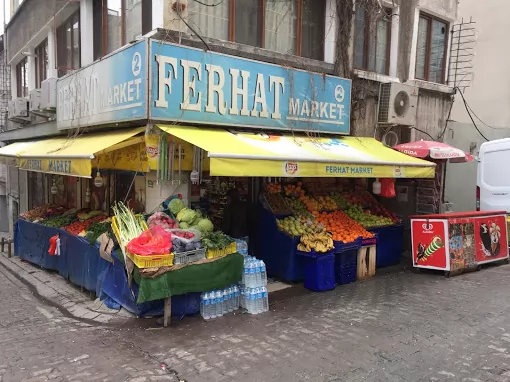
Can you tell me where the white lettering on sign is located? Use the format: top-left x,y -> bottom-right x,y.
57,48 -> 144,129
153,54 -> 346,126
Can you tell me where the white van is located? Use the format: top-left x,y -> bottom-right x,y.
477,138 -> 510,211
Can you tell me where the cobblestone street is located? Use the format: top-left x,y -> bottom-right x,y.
3,259 -> 510,382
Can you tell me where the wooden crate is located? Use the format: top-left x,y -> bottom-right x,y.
357,245 -> 376,280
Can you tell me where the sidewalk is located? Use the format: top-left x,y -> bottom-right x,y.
0,252 -> 134,324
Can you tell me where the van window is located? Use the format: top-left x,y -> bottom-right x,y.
483,150 -> 510,187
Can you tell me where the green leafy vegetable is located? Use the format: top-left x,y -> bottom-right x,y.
201,231 -> 233,250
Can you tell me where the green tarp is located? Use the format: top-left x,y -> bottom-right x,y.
133,253 -> 244,303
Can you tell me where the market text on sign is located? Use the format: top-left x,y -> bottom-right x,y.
48,160 -> 72,174
154,55 -> 345,124
325,165 -> 373,175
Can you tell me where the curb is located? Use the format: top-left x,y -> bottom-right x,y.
0,253 -> 134,324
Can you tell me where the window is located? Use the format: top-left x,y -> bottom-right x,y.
16,57 -> 28,98
353,6 -> 391,75
57,11 -> 81,77
416,14 -> 448,84
35,39 -> 48,88
187,0 -> 325,60
93,0 -> 152,59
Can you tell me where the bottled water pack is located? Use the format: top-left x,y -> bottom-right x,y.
200,285 -> 240,320
241,286 -> 269,315
242,256 -> 267,288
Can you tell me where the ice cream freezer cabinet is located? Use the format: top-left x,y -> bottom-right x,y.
410,211 -> 509,276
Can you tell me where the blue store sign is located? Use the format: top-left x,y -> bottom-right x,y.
149,40 -> 352,134
57,41 -> 148,130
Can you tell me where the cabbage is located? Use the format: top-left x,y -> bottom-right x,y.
177,208 -> 197,223
169,198 -> 185,215
197,218 -> 214,233
179,222 -> 190,229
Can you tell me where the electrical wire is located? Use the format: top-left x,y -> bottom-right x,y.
411,126 -> 435,141
456,87 -> 489,142
175,3 -> 211,51
191,0 -> 225,6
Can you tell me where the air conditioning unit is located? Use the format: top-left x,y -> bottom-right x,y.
8,98 -> 30,123
377,83 -> 418,126
40,78 -> 57,111
29,89 -> 41,111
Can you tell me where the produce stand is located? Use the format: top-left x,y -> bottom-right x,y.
410,211 -> 509,276
256,180 -> 402,287
13,201 -> 244,325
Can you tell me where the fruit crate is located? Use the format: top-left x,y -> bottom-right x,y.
333,238 -> 360,252
368,224 -> 404,268
173,248 -> 206,265
360,234 -> 377,247
334,249 -> 358,285
206,242 -> 237,259
298,252 -> 336,292
126,252 -> 175,268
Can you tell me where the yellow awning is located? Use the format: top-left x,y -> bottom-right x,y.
157,125 -> 436,178
12,127 -> 148,177
0,141 -> 39,157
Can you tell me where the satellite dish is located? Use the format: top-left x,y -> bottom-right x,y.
394,90 -> 410,117
382,130 -> 399,147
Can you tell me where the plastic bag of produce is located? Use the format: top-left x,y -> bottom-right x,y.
127,226 -> 172,256
169,228 -> 201,244
147,212 -> 178,231
380,178 -> 396,198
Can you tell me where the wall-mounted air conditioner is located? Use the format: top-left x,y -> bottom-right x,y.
41,78 -> 57,111
8,98 -> 30,123
378,83 -> 419,126
29,89 -> 41,112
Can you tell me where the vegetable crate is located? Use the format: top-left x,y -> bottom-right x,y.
297,251 -> 336,292
173,248 -> 206,265
111,215 -> 148,246
206,242 -> 237,259
126,252 -> 175,268
112,215 -> 175,268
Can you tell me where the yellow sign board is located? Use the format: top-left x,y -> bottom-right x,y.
19,158 -> 92,177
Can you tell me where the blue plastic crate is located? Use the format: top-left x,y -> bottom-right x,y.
334,249 -> 358,285
333,238 -> 360,252
368,224 -> 404,268
300,253 -> 336,292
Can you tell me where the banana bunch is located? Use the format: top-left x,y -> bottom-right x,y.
297,233 -> 334,253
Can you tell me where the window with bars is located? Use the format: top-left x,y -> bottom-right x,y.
57,11 -> 81,78
16,57 -> 28,98
93,0 -> 152,60
187,0 -> 325,61
415,13 -> 448,84
353,6 -> 392,75
35,39 -> 48,88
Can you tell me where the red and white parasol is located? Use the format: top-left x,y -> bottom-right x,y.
393,140 -> 473,162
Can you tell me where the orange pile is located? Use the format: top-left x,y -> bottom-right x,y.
314,210 -> 375,243
266,183 -> 282,194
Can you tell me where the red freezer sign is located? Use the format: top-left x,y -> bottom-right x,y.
474,215 -> 508,263
412,220 -> 447,269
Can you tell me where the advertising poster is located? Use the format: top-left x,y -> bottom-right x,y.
412,220 -> 448,269
474,215 -> 508,263
448,219 -> 476,272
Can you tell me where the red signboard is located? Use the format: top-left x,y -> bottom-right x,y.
412,220 -> 447,269
474,215 -> 508,263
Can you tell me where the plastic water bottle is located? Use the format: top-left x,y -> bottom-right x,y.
250,288 -> 258,314
254,260 -> 261,287
246,288 -> 253,313
262,287 -> 269,312
233,285 -> 239,310
256,287 -> 263,313
260,260 -> 267,286
224,288 -> 230,314
200,292 -> 205,318
249,261 -> 256,288
215,290 -> 223,317
209,291 -> 217,319
240,287 -> 246,309
243,260 -> 249,286
227,286 -> 234,312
